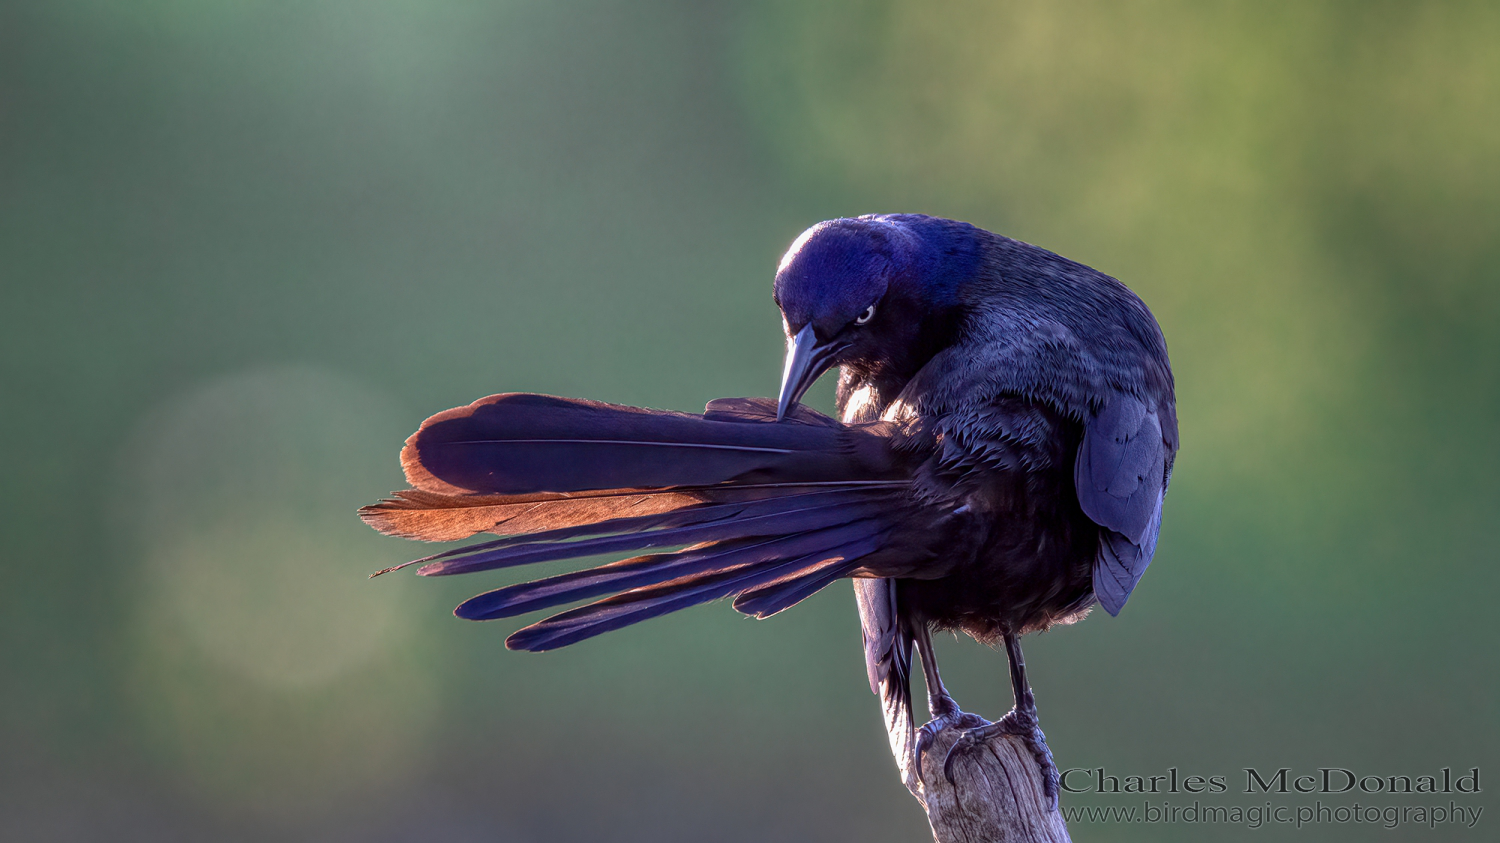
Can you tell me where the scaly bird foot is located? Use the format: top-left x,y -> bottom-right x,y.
912,695 -> 987,783
940,706 -> 1060,812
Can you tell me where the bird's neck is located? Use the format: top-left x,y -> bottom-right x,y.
836,307 -> 965,421
836,368 -> 901,424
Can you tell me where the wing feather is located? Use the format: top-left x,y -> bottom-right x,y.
1075,393 -> 1169,615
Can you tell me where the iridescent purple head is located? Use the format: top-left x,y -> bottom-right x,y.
772,214 -> 980,419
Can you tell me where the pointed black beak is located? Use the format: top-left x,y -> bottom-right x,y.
777,324 -> 842,421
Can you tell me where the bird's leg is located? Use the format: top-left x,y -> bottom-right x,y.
911,625 -> 986,764
941,632 -> 1060,811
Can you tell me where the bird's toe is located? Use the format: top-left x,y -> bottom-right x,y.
915,703 -> 989,785
939,728 -> 987,783
996,708 -> 1060,811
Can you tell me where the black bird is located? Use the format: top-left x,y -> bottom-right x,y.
362,214 -> 1177,807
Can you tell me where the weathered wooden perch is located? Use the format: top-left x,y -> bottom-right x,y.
904,720 -> 1071,843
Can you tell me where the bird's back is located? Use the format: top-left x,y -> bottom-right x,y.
836,229 -> 1175,638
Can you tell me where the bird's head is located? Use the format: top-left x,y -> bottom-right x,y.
772,215 -> 978,419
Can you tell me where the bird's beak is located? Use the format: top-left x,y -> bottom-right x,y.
777,324 -> 840,421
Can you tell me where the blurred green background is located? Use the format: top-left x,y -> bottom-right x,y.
3,1 -> 1496,840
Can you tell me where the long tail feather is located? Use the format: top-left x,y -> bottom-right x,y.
401,394 -> 898,496
360,480 -> 902,544
367,485 -> 902,579
359,487 -> 709,542
417,492 -> 892,577
731,534 -> 888,618
456,516 -> 886,620
884,634 -> 917,793
364,394 -> 913,651
504,528 -> 887,651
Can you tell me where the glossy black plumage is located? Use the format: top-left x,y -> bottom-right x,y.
365,396 -> 919,650
362,214 -> 1177,803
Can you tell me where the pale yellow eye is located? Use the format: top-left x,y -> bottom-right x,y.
854,304 -> 876,325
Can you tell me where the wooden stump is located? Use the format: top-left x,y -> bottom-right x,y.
908,721 -> 1071,843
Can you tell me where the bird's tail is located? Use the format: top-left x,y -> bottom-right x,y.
360,394 -> 908,651
855,577 -> 919,794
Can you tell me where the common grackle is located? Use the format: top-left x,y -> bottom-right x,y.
361,214 -> 1177,809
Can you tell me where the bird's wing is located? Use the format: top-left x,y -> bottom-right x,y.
362,394 -> 915,650
1074,392 -> 1173,615
892,328 -> 1176,616
886,343 -> 1076,499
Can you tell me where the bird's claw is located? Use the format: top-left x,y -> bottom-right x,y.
939,724 -> 991,782
938,708 -> 1060,812
914,696 -> 988,763
1005,709 -> 1060,812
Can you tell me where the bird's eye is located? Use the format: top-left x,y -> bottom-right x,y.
854,304 -> 877,325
